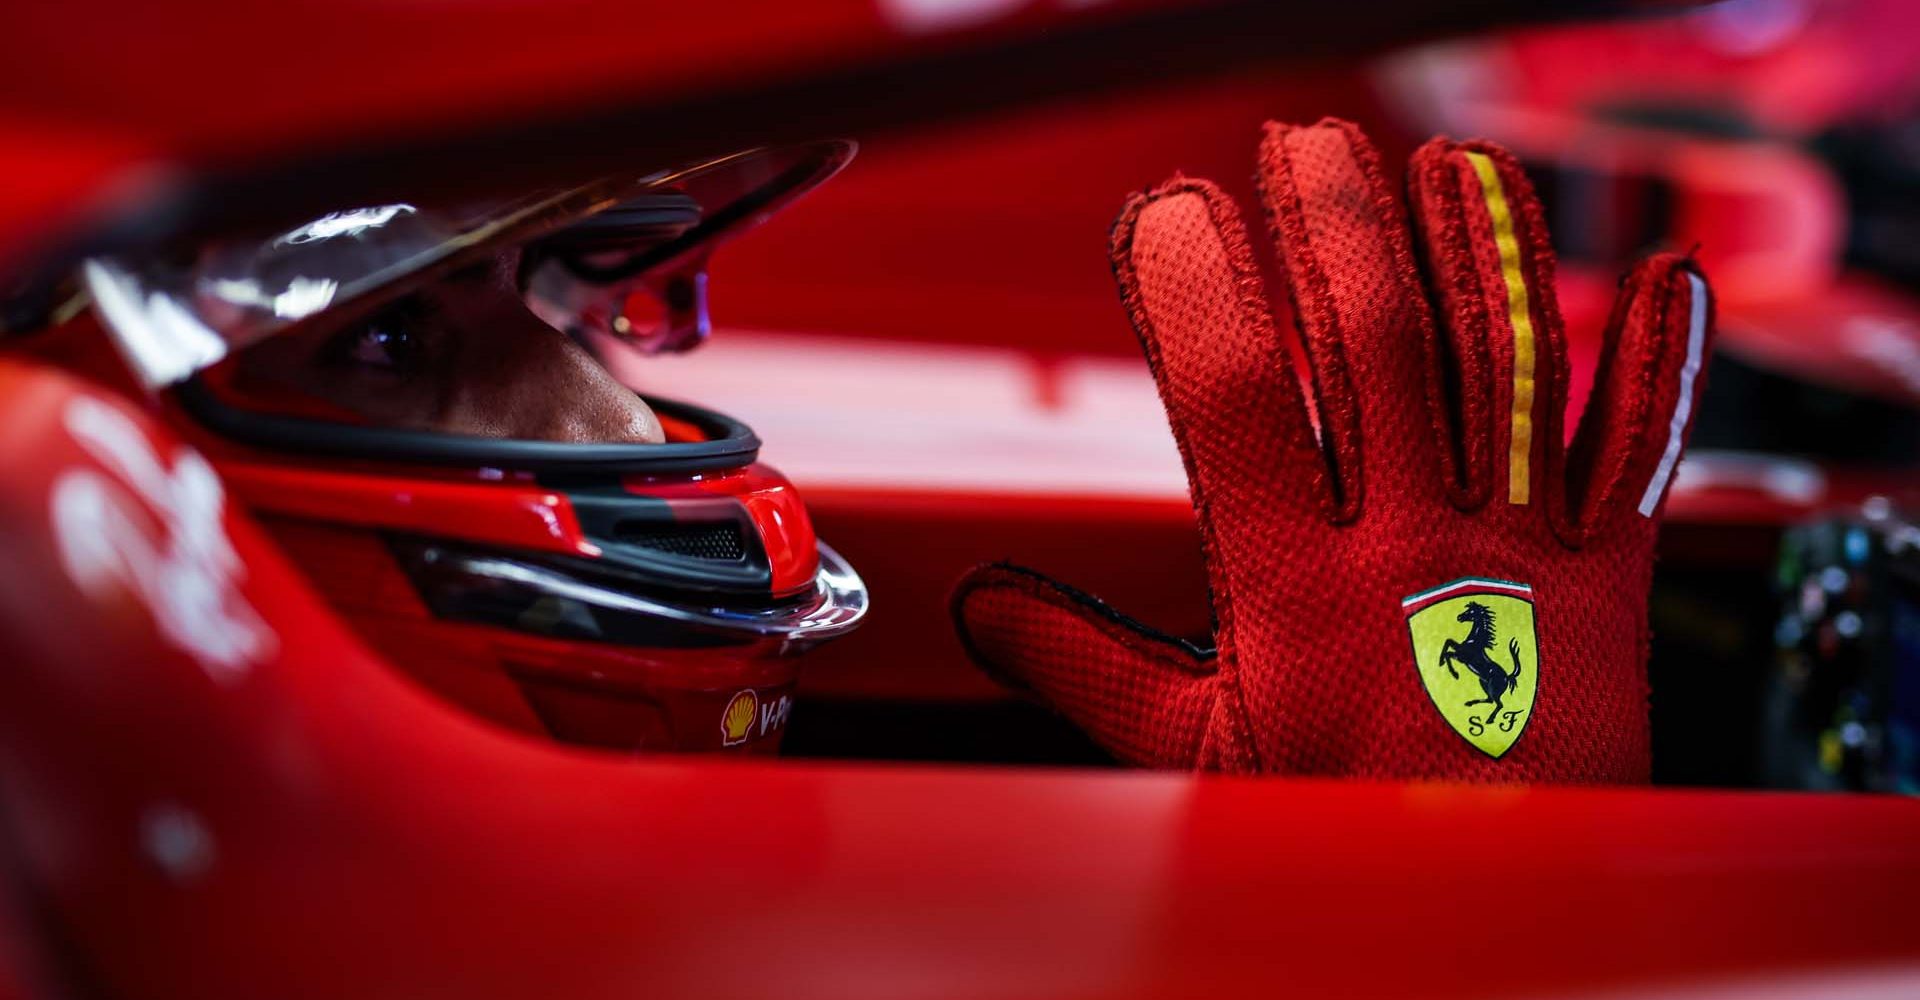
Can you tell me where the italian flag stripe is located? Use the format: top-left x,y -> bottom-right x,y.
1400,576 -> 1533,612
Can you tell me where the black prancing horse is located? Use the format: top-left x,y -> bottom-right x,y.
1438,601 -> 1523,724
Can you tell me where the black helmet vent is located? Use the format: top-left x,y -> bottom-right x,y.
613,522 -> 746,562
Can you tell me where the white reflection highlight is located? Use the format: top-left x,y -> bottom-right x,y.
204,275 -> 341,320
82,259 -> 230,389
274,203 -> 417,246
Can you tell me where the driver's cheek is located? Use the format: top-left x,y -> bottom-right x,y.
434,313 -> 665,444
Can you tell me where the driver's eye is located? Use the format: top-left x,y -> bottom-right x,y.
347,325 -> 417,369
330,301 -> 426,372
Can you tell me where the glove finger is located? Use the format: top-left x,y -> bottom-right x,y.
1256,118 -> 1450,520
1110,178 -> 1331,670
1111,178 -> 1328,520
951,563 -> 1226,769
1406,139 -> 1573,521
1565,254 -> 1714,537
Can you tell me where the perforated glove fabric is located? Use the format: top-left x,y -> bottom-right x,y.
951,120 -> 1714,781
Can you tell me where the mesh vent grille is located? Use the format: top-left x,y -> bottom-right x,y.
614,522 -> 746,561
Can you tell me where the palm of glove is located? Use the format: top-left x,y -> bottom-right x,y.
952,121 -> 1712,781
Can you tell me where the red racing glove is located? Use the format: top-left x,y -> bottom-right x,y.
952,120 -> 1713,781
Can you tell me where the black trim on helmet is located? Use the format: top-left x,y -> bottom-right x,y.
557,483 -> 775,597
174,375 -> 760,473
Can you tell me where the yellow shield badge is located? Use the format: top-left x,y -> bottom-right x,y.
1402,577 -> 1538,758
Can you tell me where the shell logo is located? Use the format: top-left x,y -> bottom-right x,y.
720,689 -> 759,747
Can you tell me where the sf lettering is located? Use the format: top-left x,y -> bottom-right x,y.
1466,710 -> 1526,738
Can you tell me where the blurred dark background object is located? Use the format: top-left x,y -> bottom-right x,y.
1762,502 -> 1920,792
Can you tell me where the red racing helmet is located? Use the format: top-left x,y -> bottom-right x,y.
75,142 -> 866,754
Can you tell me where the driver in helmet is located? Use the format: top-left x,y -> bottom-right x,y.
80,144 -> 868,756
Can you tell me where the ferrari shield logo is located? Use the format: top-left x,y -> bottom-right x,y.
1402,577 -> 1538,758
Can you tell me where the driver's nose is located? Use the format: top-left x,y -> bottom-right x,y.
437,308 -> 665,444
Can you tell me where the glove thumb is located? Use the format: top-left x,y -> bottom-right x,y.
951,563 -> 1219,768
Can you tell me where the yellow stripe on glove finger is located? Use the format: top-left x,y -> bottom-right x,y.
1466,151 -> 1536,506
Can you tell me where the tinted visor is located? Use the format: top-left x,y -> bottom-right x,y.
82,141 -> 853,389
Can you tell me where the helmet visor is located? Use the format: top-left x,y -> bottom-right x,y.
82,141 -> 853,389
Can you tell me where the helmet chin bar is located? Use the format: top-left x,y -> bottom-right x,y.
393,538 -> 867,651
188,379 -> 865,753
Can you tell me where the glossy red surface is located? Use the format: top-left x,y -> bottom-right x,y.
0,359 -> 1917,1000
219,456 -> 600,556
